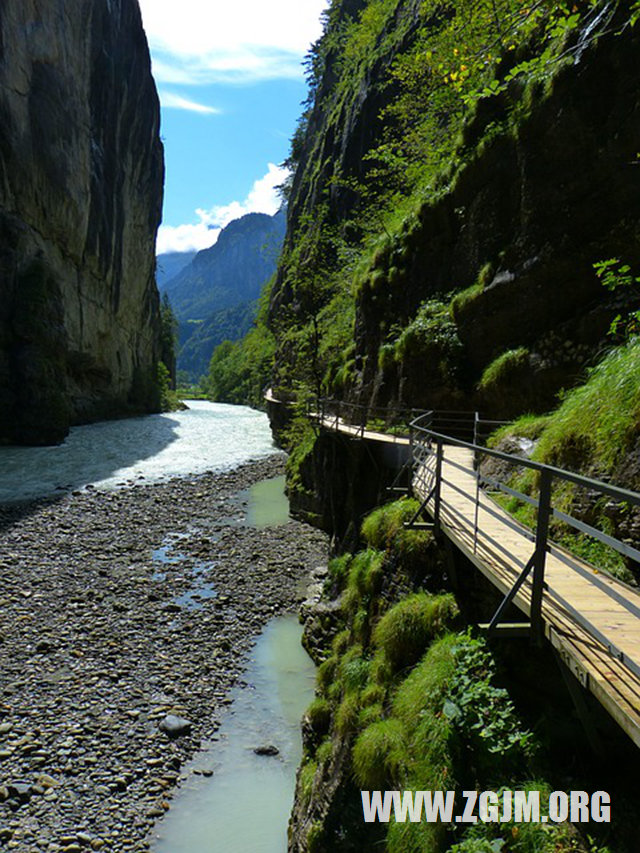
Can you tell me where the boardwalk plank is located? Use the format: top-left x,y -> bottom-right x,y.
316,414 -> 640,746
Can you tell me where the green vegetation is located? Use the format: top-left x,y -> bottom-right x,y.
379,299 -> 464,384
298,498 -> 585,851
361,497 -> 433,570
532,339 -> 640,474
492,338 -> 640,476
373,592 -> 459,671
206,0 -> 625,411
156,361 -> 180,412
593,258 -> 640,341
486,337 -> 640,582
156,294 -> 183,412
478,347 -> 530,392
204,323 -> 275,407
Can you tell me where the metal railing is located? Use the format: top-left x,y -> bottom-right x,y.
410,411 -> 640,675
310,397 -> 429,439
307,396 -> 640,676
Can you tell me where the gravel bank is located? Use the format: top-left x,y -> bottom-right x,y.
0,455 -> 328,852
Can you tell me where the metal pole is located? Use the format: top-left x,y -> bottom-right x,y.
473,468 -> 480,555
531,468 -> 552,645
434,438 -> 443,534
409,426 -> 414,496
473,412 -> 480,469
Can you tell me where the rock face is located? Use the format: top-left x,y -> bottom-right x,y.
267,2 -> 640,420
0,0 -> 164,445
353,21 -> 640,415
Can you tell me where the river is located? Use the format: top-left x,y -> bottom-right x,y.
0,400 -> 277,503
0,401 -> 319,852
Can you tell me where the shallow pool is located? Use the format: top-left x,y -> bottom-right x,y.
151,615 -> 315,852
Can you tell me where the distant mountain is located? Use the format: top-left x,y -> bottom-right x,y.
178,301 -> 258,379
156,251 -> 197,289
162,209 -> 286,380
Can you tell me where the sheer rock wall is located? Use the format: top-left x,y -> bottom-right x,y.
0,0 -> 164,444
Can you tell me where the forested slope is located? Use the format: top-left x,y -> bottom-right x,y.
210,0 -> 639,442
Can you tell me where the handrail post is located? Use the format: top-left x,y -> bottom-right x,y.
409,425 -> 414,496
531,468 -> 552,645
472,412 -> 480,552
473,412 -> 480,469
434,437 -> 444,534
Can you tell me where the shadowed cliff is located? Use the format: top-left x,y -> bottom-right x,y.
0,0 -> 164,445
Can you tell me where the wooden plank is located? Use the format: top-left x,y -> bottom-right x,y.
413,443 -> 640,748
319,415 -> 640,747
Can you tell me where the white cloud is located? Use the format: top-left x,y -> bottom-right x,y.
139,0 -> 328,83
157,163 -> 289,255
158,91 -> 220,114
198,163 -> 289,229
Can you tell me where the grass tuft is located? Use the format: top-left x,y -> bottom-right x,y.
352,718 -> 407,789
373,593 -> 459,672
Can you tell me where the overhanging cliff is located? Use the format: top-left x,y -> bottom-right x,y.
0,0 -> 164,445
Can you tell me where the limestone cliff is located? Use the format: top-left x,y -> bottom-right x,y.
0,0 -> 164,445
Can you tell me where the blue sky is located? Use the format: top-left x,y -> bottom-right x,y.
137,0 -> 328,254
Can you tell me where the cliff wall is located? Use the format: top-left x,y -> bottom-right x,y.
354,18 -> 640,416
265,1 -> 639,422
0,0 -> 164,444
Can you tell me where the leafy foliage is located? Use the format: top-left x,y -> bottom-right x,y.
593,258 -> 640,340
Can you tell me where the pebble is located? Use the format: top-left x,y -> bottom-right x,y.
254,744 -> 280,757
0,455 -> 328,851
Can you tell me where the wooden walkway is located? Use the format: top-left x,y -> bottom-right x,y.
417,445 -> 640,747
311,404 -> 640,748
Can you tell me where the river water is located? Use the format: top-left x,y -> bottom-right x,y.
0,401 -> 316,851
151,615 -> 316,852
0,400 -> 277,502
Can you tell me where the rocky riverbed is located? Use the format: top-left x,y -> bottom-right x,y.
0,455 -> 328,852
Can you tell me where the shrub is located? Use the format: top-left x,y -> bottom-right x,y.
332,628 -> 351,656
328,554 -> 352,590
340,653 -> 370,694
358,702 -> 385,728
445,633 -> 537,775
335,693 -> 361,737
317,656 -> 338,692
299,760 -> 317,806
451,283 -> 483,318
478,347 -> 530,391
316,738 -> 333,765
362,499 -> 433,569
306,698 -> 332,736
394,299 -> 463,376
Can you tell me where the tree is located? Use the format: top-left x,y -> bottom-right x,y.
159,292 -> 178,388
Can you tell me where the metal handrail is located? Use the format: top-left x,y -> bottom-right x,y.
409,411 -> 640,659
410,416 -> 640,508
309,396 -> 640,673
